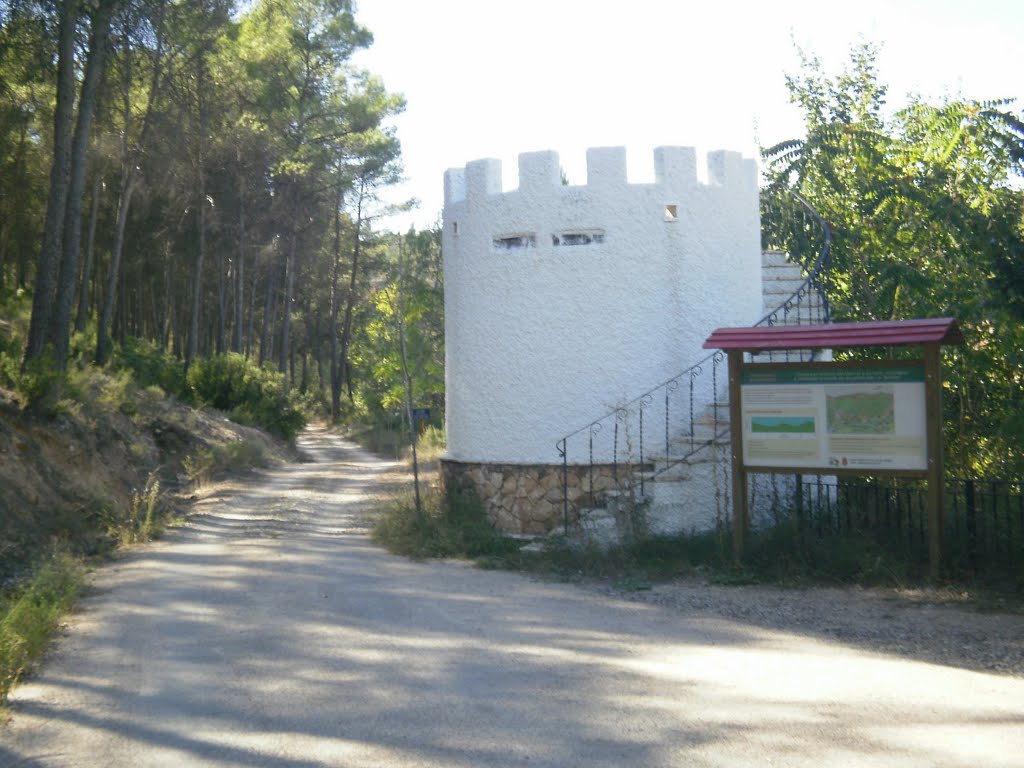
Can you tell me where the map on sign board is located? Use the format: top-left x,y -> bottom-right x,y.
826,385 -> 895,434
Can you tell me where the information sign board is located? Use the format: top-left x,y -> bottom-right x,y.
740,362 -> 927,472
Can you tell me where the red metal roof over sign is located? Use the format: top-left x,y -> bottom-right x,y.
703,318 -> 964,351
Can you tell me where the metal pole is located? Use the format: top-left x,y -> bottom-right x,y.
924,343 -> 945,579
728,350 -> 748,563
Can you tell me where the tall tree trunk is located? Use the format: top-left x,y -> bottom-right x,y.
397,240 -> 422,517
300,299 -> 312,393
312,307 -> 324,393
233,177 -> 246,353
171,291 -> 181,358
187,192 -> 206,368
51,1 -> 114,368
337,179 -> 366,406
216,243 -> 225,354
94,4 -> 163,365
161,247 -> 173,350
289,334 -> 295,389
278,233 -> 296,380
186,48 -> 208,370
328,178 -> 344,420
95,172 -> 138,364
75,170 -> 102,333
24,0 -> 78,366
258,264 -> 276,367
117,246 -> 127,346
135,259 -> 144,337
246,258 -> 258,359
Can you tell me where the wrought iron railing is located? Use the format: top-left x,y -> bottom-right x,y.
750,474 -> 1024,579
555,188 -> 832,532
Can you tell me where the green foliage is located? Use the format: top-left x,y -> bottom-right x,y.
498,524 -> 920,588
186,353 -> 306,439
348,418 -> 446,463
372,479 -> 518,560
65,365 -> 131,417
113,338 -> 187,398
0,291 -> 57,403
13,352 -> 73,412
0,550 -> 82,707
2,0 -> 407,419
416,425 -> 446,463
0,294 -> 27,363
350,229 -> 444,423
743,524 -> 919,585
763,40 -> 1024,478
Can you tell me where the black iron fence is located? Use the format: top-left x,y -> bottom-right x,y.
750,473 -> 1024,580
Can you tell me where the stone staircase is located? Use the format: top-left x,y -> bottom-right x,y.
573,249 -> 821,546
558,189 -> 833,548
762,250 -> 805,313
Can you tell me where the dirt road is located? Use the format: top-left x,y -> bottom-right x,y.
3,426 -> 1023,767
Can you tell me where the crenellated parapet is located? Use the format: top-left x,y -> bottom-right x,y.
444,146 -> 756,206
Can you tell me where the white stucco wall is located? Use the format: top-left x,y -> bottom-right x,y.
442,146 -> 761,464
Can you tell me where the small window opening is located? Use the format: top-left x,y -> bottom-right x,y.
664,204 -> 679,222
452,221 -> 459,235
552,230 -> 605,247
493,234 -> 536,250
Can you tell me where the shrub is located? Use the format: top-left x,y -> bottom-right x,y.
113,337 -> 186,398
107,474 -> 164,545
15,353 -> 73,413
0,550 -> 82,706
373,478 -> 518,560
186,353 -> 305,439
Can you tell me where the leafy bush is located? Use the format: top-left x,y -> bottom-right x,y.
373,478 -> 518,559
186,353 -> 305,439
66,364 -> 133,416
13,353 -> 73,412
113,337 -> 186,398
0,350 -> 19,392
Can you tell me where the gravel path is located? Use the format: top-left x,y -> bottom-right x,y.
589,577 -> 1024,678
3,425 -> 1023,767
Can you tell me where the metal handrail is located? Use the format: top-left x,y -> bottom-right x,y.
556,188 -> 832,531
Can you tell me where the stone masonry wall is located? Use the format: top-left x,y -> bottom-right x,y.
440,459 -> 628,535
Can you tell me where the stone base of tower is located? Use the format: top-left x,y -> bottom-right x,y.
440,459 -> 627,535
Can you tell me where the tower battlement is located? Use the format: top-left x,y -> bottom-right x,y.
444,146 -> 756,206
441,143 -> 762,467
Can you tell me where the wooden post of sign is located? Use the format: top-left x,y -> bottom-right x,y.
728,350 -> 748,563
924,342 -> 944,579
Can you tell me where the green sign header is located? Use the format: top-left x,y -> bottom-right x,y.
742,365 -> 925,386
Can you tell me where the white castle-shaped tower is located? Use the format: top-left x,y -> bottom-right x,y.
441,145 -> 764,533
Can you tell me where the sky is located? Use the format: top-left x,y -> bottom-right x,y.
351,0 -> 1022,232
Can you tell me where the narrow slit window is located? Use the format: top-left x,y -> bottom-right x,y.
493,234 -> 536,251
552,230 -> 605,247
664,204 -> 679,222
452,221 -> 459,235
